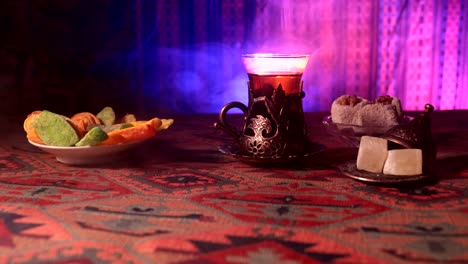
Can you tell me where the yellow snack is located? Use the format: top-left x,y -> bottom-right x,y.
158,119 -> 174,132
119,114 -> 137,123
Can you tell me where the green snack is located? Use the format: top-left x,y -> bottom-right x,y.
96,107 -> 116,126
101,123 -> 133,133
118,123 -> 133,130
87,124 -> 99,131
32,110 -> 80,146
75,126 -> 109,147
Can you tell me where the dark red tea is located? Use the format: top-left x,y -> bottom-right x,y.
248,73 -> 303,97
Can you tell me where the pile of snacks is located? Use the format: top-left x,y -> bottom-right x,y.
24,107 -> 173,147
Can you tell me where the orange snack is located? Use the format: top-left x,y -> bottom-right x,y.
99,118 -> 160,145
65,118 -> 87,139
23,111 -> 44,144
130,118 -> 163,129
70,112 -> 102,136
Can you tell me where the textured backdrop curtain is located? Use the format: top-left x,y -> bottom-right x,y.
141,0 -> 467,114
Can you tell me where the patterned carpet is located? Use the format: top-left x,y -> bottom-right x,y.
0,112 -> 467,264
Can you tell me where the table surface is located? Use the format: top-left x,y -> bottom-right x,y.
1,111 -> 467,264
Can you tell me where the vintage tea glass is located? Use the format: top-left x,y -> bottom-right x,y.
215,53 -> 312,160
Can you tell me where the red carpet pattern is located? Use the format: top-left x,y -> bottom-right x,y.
0,113 -> 467,263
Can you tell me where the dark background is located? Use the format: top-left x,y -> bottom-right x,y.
0,0 -> 260,119
1,0 -> 467,121
0,0 -> 140,118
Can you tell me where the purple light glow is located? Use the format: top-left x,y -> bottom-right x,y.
140,0 -> 468,114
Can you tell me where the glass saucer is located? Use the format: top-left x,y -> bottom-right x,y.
341,161 -> 431,184
218,141 -> 325,164
322,115 -> 413,148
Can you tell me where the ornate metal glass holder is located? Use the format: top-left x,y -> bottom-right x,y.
242,80 -> 310,157
215,81 -> 312,160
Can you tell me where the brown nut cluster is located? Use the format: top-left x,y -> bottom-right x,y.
336,95 -> 362,106
376,95 -> 393,105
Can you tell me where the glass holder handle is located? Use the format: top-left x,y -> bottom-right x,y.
213,101 -> 248,139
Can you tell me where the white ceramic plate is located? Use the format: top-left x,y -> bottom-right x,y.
29,140 -> 146,165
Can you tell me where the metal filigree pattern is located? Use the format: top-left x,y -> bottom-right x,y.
215,81 -> 311,159
247,115 -> 272,136
240,115 -> 285,158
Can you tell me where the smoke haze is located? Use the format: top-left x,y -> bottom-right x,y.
141,0 -> 335,114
